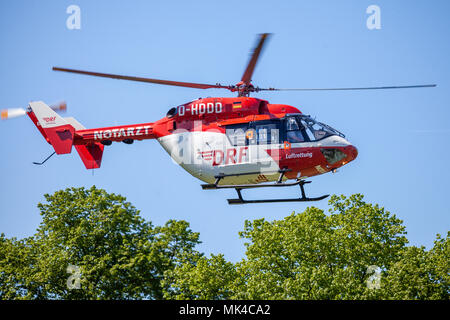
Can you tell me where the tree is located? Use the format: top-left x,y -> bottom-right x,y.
381,233 -> 449,299
1,191 -> 448,300
0,186 -> 201,299
162,254 -> 237,299
163,194 -> 448,300
0,235 -> 35,299
226,194 -> 409,299
230,194 -> 448,300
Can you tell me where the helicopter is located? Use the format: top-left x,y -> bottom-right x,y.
1,34 -> 436,204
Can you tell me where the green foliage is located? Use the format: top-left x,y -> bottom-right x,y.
0,186 -> 200,299
162,254 -> 237,299
0,235 -> 34,299
161,194 -> 448,300
381,233 -> 449,299
229,194 -> 409,299
0,191 -> 448,300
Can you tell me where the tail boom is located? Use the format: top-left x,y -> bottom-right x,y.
26,101 -> 156,170
74,123 -> 155,145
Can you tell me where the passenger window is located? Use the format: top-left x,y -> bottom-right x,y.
226,124 -> 248,146
226,120 -> 281,145
254,121 -> 280,145
255,124 -> 279,145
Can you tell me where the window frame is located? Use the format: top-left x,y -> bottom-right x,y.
225,119 -> 282,146
284,116 -> 311,143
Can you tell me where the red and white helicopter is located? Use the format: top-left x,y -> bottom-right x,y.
1,34 -> 435,204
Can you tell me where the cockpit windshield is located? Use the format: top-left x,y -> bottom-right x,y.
285,115 -> 344,143
299,115 -> 345,140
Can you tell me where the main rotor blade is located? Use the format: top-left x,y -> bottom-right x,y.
53,67 -> 230,90
259,84 -> 437,91
241,33 -> 271,86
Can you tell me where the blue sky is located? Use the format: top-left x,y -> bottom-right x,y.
0,0 -> 449,262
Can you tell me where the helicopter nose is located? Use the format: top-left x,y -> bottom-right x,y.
345,145 -> 358,162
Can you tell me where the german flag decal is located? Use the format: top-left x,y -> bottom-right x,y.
232,101 -> 242,109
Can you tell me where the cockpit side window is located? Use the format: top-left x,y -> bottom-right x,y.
286,117 -> 309,143
286,117 -> 299,131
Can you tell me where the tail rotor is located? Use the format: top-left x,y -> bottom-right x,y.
1,101 -> 67,120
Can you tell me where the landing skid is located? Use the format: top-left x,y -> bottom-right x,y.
201,169 -> 329,205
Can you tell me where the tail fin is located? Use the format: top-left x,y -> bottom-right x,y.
29,101 -> 75,154
28,101 -> 104,169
